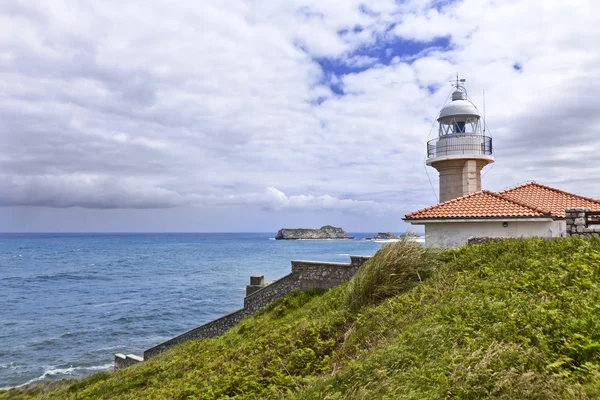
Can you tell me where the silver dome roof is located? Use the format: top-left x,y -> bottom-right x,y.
438,91 -> 480,120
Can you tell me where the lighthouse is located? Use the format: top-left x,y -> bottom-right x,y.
426,77 -> 494,203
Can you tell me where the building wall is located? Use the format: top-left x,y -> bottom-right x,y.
424,220 -> 565,248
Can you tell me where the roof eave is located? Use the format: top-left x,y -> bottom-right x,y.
403,216 -> 555,224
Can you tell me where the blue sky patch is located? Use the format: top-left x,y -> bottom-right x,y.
315,36 -> 451,95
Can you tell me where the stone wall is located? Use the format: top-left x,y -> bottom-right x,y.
142,308 -> 250,360
243,256 -> 368,313
467,236 -> 556,246
114,353 -> 143,369
467,236 -> 509,245
115,255 -> 371,368
566,208 -> 600,238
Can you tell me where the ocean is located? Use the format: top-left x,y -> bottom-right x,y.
0,232 -> 397,389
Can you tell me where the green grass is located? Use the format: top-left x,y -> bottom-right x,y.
345,238 -> 439,310
2,238 -> 600,399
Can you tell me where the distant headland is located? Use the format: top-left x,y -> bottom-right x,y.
275,226 -> 354,240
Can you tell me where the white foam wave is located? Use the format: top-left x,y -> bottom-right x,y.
0,363 -> 112,390
92,299 -> 134,308
370,237 -> 425,244
93,345 -> 124,352
0,362 -> 20,370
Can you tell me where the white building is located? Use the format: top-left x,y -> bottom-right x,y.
404,79 -> 600,247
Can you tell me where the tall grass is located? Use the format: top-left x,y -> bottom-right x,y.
345,239 -> 440,310
3,237 -> 600,399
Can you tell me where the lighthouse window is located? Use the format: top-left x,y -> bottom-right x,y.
453,121 -> 466,133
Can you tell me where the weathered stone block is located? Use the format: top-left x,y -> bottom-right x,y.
467,237 -> 508,245
574,217 -> 586,226
577,225 -> 584,233
250,275 -> 264,286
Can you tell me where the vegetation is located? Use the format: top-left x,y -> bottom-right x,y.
2,237 -> 600,399
399,231 -> 420,238
344,238 -> 439,310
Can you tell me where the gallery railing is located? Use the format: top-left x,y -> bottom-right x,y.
427,135 -> 493,159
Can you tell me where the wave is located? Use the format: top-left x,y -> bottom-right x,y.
0,363 -> 112,390
0,362 -> 20,370
92,299 -> 134,308
296,238 -> 355,241
12,273 -> 113,283
370,237 -> 425,244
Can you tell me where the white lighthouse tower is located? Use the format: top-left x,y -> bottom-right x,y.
426,77 -> 494,203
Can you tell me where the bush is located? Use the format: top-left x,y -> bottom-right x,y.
345,239 -> 439,310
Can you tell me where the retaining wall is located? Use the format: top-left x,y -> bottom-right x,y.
115,255 -> 370,369
566,208 -> 600,237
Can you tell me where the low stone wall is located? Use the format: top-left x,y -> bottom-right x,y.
114,353 -> 144,370
143,308 -> 250,360
243,256 -> 368,313
117,255 -> 371,366
467,236 -> 556,245
566,208 -> 600,237
244,273 -> 303,313
467,237 -> 508,245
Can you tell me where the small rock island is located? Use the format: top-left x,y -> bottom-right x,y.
365,232 -> 401,240
275,225 -> 354,240
364,232 -> 421,240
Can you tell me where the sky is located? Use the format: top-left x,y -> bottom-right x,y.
1,0 -> 599,232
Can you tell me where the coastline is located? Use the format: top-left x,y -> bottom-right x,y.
0,232 -> 400,388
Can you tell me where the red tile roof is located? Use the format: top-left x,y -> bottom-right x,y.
405,182 -> 600,220
499,182 -> 600,218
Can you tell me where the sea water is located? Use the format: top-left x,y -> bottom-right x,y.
0,232 -> 397,388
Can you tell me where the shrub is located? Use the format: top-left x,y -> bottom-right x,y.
345,239 -> 439,310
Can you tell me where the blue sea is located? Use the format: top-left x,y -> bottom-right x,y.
0,232 -> 397,388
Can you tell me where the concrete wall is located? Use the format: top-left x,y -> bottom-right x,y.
425,220 -> 564,248
566,208 -> 600,237
115,255 -> 370,368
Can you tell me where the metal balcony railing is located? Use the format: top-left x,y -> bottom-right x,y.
586,211 -> 600,225
427,135 -> 493,159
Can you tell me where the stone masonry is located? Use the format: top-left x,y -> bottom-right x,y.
566,208 -> 600,238
115,255 -> 370,369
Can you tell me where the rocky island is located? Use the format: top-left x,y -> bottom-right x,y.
275,225 -> 354,240
365,232 -> 401,240
365,232 -> 422,241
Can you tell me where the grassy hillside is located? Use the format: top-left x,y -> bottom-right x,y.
2,237 -> 600,399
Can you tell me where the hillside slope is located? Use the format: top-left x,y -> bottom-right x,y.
2,238 -> 600,399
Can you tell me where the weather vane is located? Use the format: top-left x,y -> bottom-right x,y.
450,73 -> 466,89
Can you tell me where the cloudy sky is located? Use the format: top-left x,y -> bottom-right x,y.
1,0 -> 598,232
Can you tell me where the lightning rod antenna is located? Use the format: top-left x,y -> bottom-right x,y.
483,89 -> 486,135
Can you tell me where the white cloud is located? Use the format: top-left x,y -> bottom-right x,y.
1,0 -> 600,231
0,175 -> 400,216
